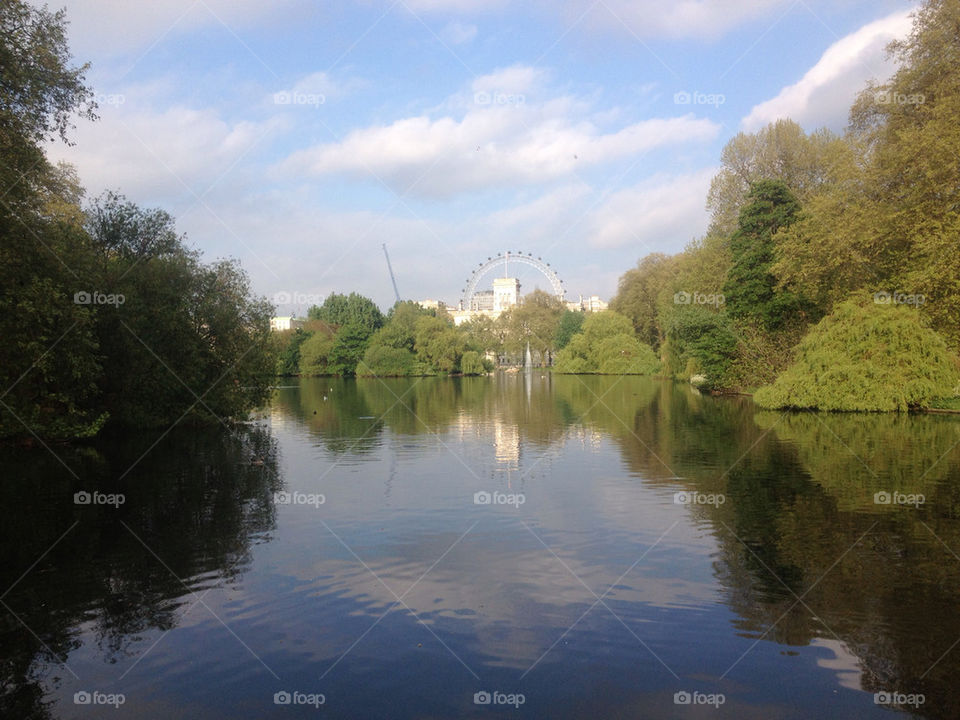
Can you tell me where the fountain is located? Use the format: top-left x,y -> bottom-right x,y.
524,342 -> 533,370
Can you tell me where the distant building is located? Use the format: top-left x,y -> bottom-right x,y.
566,295 -> 608,313
270,316 -> 306,332
418,299 -> 445,311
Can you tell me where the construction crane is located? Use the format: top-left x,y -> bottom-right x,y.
382,243 -> 401,304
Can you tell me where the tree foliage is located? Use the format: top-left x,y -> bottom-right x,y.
554,311 -> 659,375
754,298 -> 960,411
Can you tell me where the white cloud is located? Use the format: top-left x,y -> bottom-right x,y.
742,10 -> 913,131
439,20 -> 478,45
588,168 -> 716,250
47,103 -> 281,202
276,68 -> 720,198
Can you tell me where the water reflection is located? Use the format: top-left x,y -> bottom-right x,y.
3,375 -> 960,718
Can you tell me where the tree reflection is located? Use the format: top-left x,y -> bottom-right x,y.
0,424 -> 281,719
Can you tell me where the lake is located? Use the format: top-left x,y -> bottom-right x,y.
3,374 -> 960,719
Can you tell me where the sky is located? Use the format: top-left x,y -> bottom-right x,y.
42,0 -> 916,314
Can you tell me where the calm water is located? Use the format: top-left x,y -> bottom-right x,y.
3,375 -> 960,719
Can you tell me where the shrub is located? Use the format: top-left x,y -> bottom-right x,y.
660,305 -> 737,389
460,350 -> 488,375
553,311 -> 660,375
356,345 -> 417,377
754,297 -> 960,411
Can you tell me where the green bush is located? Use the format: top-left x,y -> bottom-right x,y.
356,345 -> 417,377
554,311 -> 660,375
754,297 -> 960,411
660,305 -> 737,389
460,350 -> 488,375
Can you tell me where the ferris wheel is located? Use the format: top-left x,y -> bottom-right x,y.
460,251 -> 566,309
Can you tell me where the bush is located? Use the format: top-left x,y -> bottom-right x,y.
553,311 -> 660,375
754,297 -> 960,411
356,345 -> 417,377
660,305 -> 737,389
460,350 -> 488,375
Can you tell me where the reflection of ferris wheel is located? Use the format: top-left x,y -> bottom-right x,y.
461,251 -> 566,308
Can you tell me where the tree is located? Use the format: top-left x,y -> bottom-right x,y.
327,322 -> 372,376
660,305 -> 738,389
723,180 -> 815,330
414,315 -> 466,374
308,292 -> 383,336
554,310 -> 585,350
706,119 -> 842,236
611,253 -> 678,348
356,345 -> 417,377
554,311 -> 659,375
501,289 -> 564,364
0,2 -> 103,439
754,297 -> 960,411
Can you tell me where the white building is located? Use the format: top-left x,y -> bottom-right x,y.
270,316 -> 306,332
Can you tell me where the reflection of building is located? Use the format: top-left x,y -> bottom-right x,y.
494,419 -> 520,468
270,316 -> 306,332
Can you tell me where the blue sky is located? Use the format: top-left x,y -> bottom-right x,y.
45,0 -> 914,313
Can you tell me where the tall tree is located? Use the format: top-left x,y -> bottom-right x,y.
723,180 -> 814,330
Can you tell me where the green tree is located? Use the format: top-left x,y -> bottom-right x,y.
299,328 -> 336,376
707,119 -> 842,236
554,310 -> 585,350
723,180 -> 815,330
414,315 -> 466,374
610,253 -> 678,348
501,290 -> 564,364
554,311 -> 659,375
308,292 -> 383,336
660,304 -> 738,388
